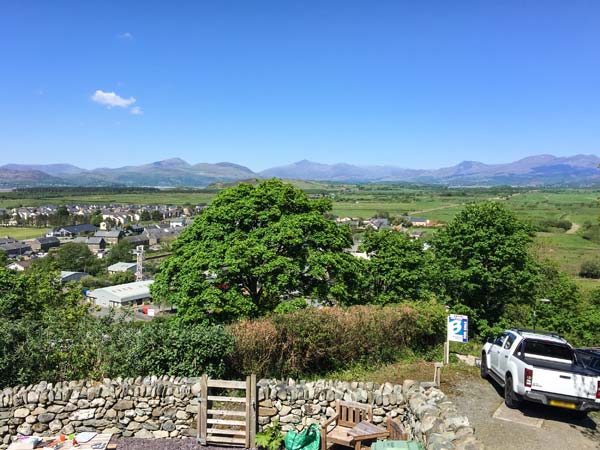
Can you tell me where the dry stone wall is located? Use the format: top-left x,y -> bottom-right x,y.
0,377 -> 482,450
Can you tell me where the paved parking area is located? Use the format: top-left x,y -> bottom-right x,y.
447,376 -> 600,450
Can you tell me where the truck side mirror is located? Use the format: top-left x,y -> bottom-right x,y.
486,337 -> 494,344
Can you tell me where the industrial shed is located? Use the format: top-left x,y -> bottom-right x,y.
107,262 -> 137,273
88,280 -> 154,308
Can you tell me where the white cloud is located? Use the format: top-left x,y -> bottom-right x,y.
117,32 -> 133,39
91,90 -> 136,108
130,106 -> 143,115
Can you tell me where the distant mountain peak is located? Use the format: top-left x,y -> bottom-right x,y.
1,153 -> 600,187
149,157 -> 190,168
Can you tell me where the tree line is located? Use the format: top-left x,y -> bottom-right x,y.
2,179 -> 600,388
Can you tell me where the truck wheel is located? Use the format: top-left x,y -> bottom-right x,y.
480,352 -> 489,379
504,374 -> 522,409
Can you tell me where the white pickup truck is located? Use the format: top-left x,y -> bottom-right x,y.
481,328 -> 600,415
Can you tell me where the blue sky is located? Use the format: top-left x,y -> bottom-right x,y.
1,1 -> 599,171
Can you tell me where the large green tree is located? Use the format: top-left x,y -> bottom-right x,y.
105,240 -> 134,266
56,242 -> 101,275
431,202 -> 539,334
361,230 -> 433,303
152,179 -> 361,323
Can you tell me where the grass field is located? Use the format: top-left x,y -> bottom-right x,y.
532,232 -> 600,275
0,227 -> 49,240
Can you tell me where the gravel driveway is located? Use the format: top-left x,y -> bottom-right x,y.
447,375 -> 600,450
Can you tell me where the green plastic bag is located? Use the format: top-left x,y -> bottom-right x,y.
284,423 -> 321,450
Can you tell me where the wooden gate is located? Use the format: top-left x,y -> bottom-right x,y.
198,374 -> 256,448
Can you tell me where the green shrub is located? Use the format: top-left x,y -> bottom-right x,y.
127,320 -> 234,378
582,224 -> 600,243
579,259 -> 600,279
535,219 -> 572,232
256,422 -> 284,450
228,302 -> 446,378
273,298 -> 308,314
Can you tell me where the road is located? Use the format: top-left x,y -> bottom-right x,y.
566,222 -> 581,234
448,375 -> 600,450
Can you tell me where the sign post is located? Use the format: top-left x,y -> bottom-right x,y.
446,314 -> 468,365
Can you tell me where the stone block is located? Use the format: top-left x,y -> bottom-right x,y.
69,409 -> 95,421
259,407 -> 277,417
161,420 -> 175,432
175,411 -> 189,420
32,422 -> 48,433
152,430 -> 169,438
37,413 -> 55,424
134,429 -> 154,439
14,408 -> 30,419
49,419 -> 63,433
114,400 -> 134,411
16,423 -> 32,435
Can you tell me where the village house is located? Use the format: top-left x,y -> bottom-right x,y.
169,216 -> 187,228
5,259 -> 35,271
48,224 -> 97,238
365,218 -> 390,231
409,217 -> 431,227
86,236 -> 106,252
29,236 -> 60,252
0,241 -> 32,258
125,234 -> 150,247
94,230 -> 124,245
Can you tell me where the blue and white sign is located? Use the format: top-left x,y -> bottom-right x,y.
447,314 -> 468,343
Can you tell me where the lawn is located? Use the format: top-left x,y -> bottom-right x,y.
0,227 -> 49,240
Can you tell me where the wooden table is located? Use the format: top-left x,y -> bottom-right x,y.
346,421 -> 389,450
8,434 -> 113,450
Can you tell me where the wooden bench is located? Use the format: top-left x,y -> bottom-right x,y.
320,400 -> 389,450
386,416 -> 408,441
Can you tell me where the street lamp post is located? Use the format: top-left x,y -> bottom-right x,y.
533,298 -> 551,331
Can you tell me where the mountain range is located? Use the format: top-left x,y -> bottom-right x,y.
1,154 -> 599,188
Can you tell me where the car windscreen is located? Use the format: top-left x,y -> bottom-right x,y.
523,340 -> 573,363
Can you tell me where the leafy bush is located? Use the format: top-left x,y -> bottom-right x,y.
228,302 -> 446,378
273,298 -> 308,314
128,320 -> 234,378
579,259 -> 600,279
581,224 -> 600,243
256,422 -> 284,450
535,219 -> 572,232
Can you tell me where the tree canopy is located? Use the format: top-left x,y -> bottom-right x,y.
361,229 -> 433,303
152,179 -> 361,323
56,242 -> 101,275
431,202 -> 539,333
